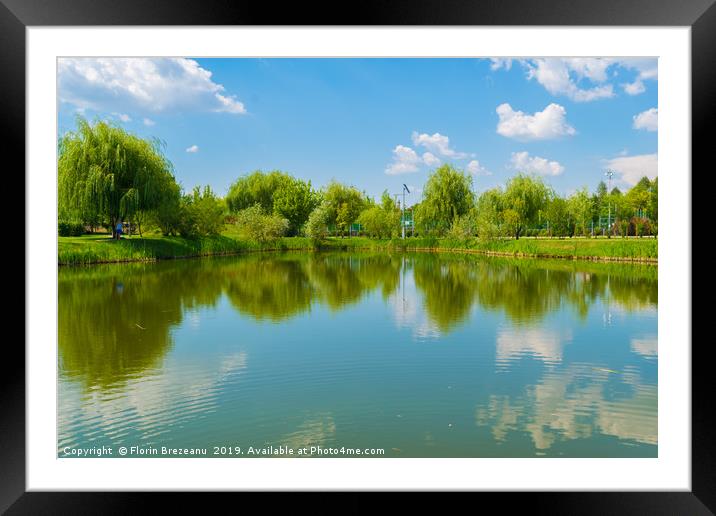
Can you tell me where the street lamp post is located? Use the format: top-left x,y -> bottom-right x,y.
605,169 -> 614,238
402,184 -> 410,239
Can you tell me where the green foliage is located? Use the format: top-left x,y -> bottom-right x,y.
59,233 -> 658,266
567,187 -> 593,237
234,204 -> 289,243
501,209 -> 522,238
544,197 -> 571,237
58,117 -> 177,236
625,176 -> 653,219
179,186 -> 225,237
596,181 -> 608,198
57,119 -> 658,247
226,170 -> 319,235
272,177 -> 320,235
358,204 -> 400,238
381,190 -> 397,212
627,189 -> 651,216
447,210 -> 477,240
58,220 -> 85,237
649,178 -> 658,222
322,181 -> 368,236
502,174 -> 550,239
305,204 -> 331,242
415,164 -> 474,235
591,180 -> 608,223
151,177 -> 183,236
226,170 -> 288,212
474,188 -> 503,241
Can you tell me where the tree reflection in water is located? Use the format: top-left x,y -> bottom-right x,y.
59,252 -> 656,391
59,252 -> 657,457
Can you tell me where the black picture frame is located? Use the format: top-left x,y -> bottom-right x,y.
4,0 -> 712,512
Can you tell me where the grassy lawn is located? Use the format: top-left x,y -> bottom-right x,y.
58,233 -> 313,265
58,231 -> 657,265
449,236 -> 658,260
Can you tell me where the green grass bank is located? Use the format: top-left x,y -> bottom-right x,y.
59,232 -> 657,266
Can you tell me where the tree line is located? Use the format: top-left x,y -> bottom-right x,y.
58,118 -> 658,241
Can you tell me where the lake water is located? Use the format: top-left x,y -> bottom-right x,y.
58,251 -> 657,458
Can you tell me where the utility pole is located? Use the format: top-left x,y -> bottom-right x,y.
605,169 -> 614,238
402,184 -> 410,239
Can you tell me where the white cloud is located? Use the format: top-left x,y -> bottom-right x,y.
466,159 -> 491,176
496,103 -> 576,141
490,58 -> 658,100
523,58 -> 615,102
606,153 -> 658,186
58,57 -> 247,116
619,58 -> 659,81
385,145 -> 421,175
143,118 -> 156,126
388,132 -> 476,175
623,80 -> 646,96
422,152 -> 441,167
214,93 -> 247,114
561,58 -> 613,82
186,145 -> 199,153
411,131 -> 467,159
489,58 -> 513,71
619,58 -> 658,96
112,112 -> 131,122
510,151 -> 564,176
633,108 -> 658,132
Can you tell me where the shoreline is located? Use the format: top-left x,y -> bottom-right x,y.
58,235 -> 658,266
387,246 -> 658,264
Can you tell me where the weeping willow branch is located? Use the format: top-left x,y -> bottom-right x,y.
58,116 -> 178,236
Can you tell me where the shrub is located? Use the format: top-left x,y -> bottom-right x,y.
357,205 -> 400,239
447,212 -> 476,240
305,204 -> 331,242
630,216 -> 652,237
476,214 -> 500,242
58,220 -> 85,237
178,186 -> 225,237
235,204 -> 289,243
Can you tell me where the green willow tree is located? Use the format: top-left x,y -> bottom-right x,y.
226,170 -> 319,235
152,177 -> 183,236
567,188 -> 593,236
415,164 -> 474,235
226,170 -> 288,212
357,190 -> 401,238
58,117 -> 177,238
648,178 -> 658,228
272,178 -> 320,235
305,203 -> 331,242
475,188 -> 504,241
322,181 -> 368,237
501,174 -> 550,239
544,196 -> 570,237
181,186 -> 226,237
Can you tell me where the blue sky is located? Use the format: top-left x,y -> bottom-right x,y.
58,57 -> 657,204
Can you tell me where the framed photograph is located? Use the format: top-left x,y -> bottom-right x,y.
6,0 -> 713,512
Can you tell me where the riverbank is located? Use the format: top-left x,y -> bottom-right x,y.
59,233 -> 657,266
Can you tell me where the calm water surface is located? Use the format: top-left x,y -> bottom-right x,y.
58,252 -> 657,457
